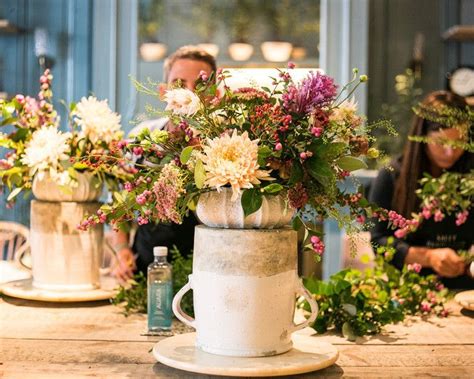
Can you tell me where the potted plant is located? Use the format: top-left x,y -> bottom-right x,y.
81,65 -> 407,355
0,70 -> 130,290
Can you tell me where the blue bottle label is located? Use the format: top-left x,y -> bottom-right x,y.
148,281 -> 173,330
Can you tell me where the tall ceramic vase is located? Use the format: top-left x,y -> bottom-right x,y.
30,173 -> 103,291
173,190 -> 318,357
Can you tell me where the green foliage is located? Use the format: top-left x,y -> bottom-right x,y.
301,241 -> 450,340
413,102 -> 474,129
169,246 -> 194,316
111,272 -> 147,316
372,68 -> 423,159
112,246 -> 194,317
241,188 -> 263,217
417,171 -> 474,216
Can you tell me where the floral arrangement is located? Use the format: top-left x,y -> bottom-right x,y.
301,238 -> 450,340
80,65 -> 402,258
0,70 -> 130,204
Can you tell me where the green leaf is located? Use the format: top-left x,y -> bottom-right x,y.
72,162 -> 89,170
187,196 -> 198,211
291,215 -> 303,231
10,173 -> 22,187
342,322 -> 357,341
241,188 -> 263,217
257,146 -> 273,166
7,187 -> 22,202
336,156 -> 368,171
67,167 -> 78,179
180,146 -> 194,164
342,303 -> 357,316
303,277 -> 320,294
262,183 -> 283,194
11,128 -> 29,142
334,279 -> 351,294
288,161 -> 303,185
313,317 -> 328,334
113,191 -> 125,204
4,103 -> 16,115
194,159 -> 206,189
306,156 -> 334,187
1,117 -> 18,127
377,290 -> 388,303
307,139 -> 323,154
318,142 -> 347,160
0,166 -> 22,178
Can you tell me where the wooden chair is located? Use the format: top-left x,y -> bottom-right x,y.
0,221 -> 30,266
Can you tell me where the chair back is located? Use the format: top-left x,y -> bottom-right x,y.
0,221 -> 30,265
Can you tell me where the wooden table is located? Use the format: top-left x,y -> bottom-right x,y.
1,296 -> 473,378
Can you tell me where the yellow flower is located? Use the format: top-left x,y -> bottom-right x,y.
200,130 -> 274,201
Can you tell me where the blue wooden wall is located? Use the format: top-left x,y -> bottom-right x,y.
0,0 -> 92,226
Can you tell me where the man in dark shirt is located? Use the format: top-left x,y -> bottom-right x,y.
111,46 -> 216,280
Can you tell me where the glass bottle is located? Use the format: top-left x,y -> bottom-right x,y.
147,246 -> 173,332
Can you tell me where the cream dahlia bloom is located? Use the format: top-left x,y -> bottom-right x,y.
329,97 -> 362,127
200,130 -> 274,201
164,88 -> 201,116
21,125 -> 71,178
73,96 -> 122,144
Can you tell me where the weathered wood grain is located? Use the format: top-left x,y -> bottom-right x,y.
2,362 -> 473,379
2,339 -> 473,367
1,297 -> 473,378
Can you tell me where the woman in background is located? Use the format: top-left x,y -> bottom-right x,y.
369,91 -> 473,288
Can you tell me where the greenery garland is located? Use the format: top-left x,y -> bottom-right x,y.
300,238 -> 450,340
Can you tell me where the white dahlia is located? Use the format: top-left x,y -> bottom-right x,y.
73,96 -> 122,144
200,130 -> 274,201
21,125 -> 71,177
164,88 -> 201,116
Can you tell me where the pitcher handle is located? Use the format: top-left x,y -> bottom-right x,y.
172,274 -> 196,328
290,277 -> 318,333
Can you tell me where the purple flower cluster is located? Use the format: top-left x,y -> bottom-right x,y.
282,72 -> 337,115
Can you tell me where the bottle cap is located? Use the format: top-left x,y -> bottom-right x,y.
153,246 -> 168,257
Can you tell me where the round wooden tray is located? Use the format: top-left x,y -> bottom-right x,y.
1,276 -> 117,302
455,290 -> 474,311
153,332 -> 338,377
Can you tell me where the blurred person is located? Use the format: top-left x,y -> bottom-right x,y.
112,46 -> 216,280
369,91 -> 473,289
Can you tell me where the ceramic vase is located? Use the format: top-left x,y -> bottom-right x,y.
195,188 -> 295,229
173,225 -> 318,357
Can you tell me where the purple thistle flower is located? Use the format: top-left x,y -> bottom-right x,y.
282,72 -> 337,115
